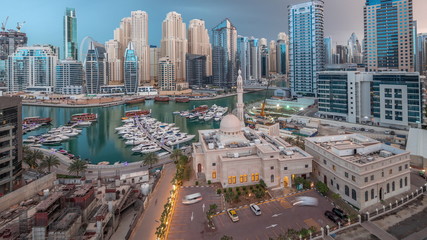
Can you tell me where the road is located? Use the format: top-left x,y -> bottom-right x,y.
129,163 -> 176,240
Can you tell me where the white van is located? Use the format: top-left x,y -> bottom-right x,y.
250,204 -> 261,216
293,196 -> 318,206
182,193 -> 203,205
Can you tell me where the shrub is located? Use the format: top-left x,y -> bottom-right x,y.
256,184 -> 261,189
207,180 -> 211,185
195,181 -> 199,186
235,186 -> 240,191
242,186 -> 247,191
217,189 -> 222,194
228,188 -> 233,192
259,179 -> 267,189
237,191 -> 241,196
315,181 -> 329,196
249,186 -> 254,191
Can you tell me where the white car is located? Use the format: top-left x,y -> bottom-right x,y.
293,196 -> 318,206
250,204 -> 261,216
182,193 -> 202,205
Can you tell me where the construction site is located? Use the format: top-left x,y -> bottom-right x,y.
0,169 -> 158,240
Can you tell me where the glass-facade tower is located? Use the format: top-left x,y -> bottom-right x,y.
64,7 -> 78,60
124,42 -> 139,94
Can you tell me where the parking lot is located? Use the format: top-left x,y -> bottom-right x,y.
168,186 -> 222,240
211,190 -> 337,240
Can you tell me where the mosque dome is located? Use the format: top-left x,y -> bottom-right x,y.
220,114 -> 241,134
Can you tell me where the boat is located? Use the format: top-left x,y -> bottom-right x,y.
23,138 -> 36,143
157,152 -> 169,157
192,105 -> 209,113
204,113 -> 214,121
166,135 -> 195,146
125,97 -> 146,105
175,97 -> 190,103
98,161 -> 110,165
23,117 -> 52,125
214,116 -> 221,121
154,96 -> 170,102
77,121 -> 92,126
141,146 -> 162,153
71,113 -> 98,123
125,109 -> 151,117
173,111 -> 181,115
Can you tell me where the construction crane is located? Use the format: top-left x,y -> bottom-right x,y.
16,21 -> 25,32
1,16 -> 9,31
259,78 -> 272,117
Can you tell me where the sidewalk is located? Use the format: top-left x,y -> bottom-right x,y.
360,222 -> 397,240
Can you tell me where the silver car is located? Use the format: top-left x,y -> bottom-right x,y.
250,204 -> 261,216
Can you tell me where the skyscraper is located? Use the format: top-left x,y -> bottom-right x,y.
260,38 -> 270,79
237,36 -> 249,83
158,57 -> 175,91
336,45 -> 349,64
416,33 -> 427,75
324,37 -> 333,65
124,42 -> 139,94
212,19 -> 237,88
131,10 -> 150,85
269,40 -> 277,74
85,41 -> 107,94
0,30 -> 27,83
186,54 -> 206,87
105,40 -> 122,84
288,0 -> 325,96
188,19 -> 212,77
150,45 -> 160,85
7,45 -> 58,92
347,33 -> 363,64
55,59 -> 84,94
160,12 -> 188,89
364,0 -> 414,72
276,33 -> 289,75
64,7 -> 78,60
248,37 -> 261,82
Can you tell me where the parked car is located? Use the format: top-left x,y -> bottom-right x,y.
369,129 -> 375,133
384,130 -> 391,135
250,204 -> 261,216
227,209 -> 239,222
360,128 -> 365,132
182,193 -> 202,205
293,196 -> 318,206
332,208 -> 348,220
325,211 -> 342,224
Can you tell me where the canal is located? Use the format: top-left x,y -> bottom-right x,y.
23,90 -> 273,164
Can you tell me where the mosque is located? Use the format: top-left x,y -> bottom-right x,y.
191,71 -> 313,188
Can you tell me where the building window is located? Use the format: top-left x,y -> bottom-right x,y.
251,173 -> 259,182
332,165 -> 336,171
405,177 -> 408,186
365,177 -> 368,183
284,167 -> 288,170
405,164 -> 408,169
382,172 -> 384,177
345,185 -> 349,196
399,166 -> 402,171
337,184 -> 340,190
371,189 -> 374,200
324,159 -> 327,165
400,179 -> 403,188
345,172 -> 349,178
330,179 -> 333,186
352,189 -> 357,201
212,171 -> 216,179
228,176 -> 236,184
365,191 -> 369,202
387,183 -> 390,193
212,163 -> 216,166
240,175 -> 248,183
392,181 -> 395,191
270,166 -> 274,170
389,169 -> 392,175
271,174 -> 274,183
352,175 -> 356,182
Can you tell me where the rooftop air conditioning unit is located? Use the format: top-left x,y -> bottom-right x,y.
208,143 -> 214,150
379,150 -> 393,158
234,153 -> 239,158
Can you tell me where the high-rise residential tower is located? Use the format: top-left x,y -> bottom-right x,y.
7,45 -> 58,92
131,10 -> 150,85
160,11 -> 188,89
347,33 -> 363,64
150,45 -> 160,85
364,0 -> 414,72
212,19 -> 237,88
188,19 -> 212,76
186,54 -> 207,87
416,33 -> 427,75
269,40 -> 277,74
288,0 -> 325,96
85,41 -> 107,94
260,38 -> 270,78
105,40 -> 122,84
324,37 -> 333,65
0,30 -> 27,83
158,57 -> 175,91
64,7 -> 78,60
276,33 -> 289,75
124,42 -> 139,94
55,59 -> 84,94
237,36 -> 249,83
248,37 -> 261,82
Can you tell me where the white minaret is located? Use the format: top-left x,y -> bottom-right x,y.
236,69 -> 244,125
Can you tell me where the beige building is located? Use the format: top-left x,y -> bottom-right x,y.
188,19 -> 212,76
269,40 -> 277,74
160,12 -> 188,84
305,134 -> 411,210
105,40 -> 122,85
131,10 -> 151,85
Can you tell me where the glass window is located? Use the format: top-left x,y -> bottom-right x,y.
271,174 -> 274,183
212,171 -> 216,179
371,189 -> 374,199
345,185 -> 349,196
352,189 -> 357,200
365,177 -> 368,183
365,191 -> 369,202
392,181 -> 395,191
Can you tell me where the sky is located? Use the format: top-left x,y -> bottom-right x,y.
2,0 -> 427,53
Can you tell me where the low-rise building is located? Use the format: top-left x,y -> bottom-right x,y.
305,134 -> 411,210
192,115 -> 313,188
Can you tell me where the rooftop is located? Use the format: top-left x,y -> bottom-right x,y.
50,212 -> 80,231
36,192 -> 63,212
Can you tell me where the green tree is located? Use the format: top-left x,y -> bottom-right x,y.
170,149 -> 183,163
143,152 -> 159,169
221,235 -> 233,240
24,149 -> 43,169
315,181 -> 329,196
40,154 -> 60,172
68,159 -> 88,177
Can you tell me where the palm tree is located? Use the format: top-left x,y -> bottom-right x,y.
40,154 -> 60,172
68,159 -> 87,177
143,152 -> 159,169
170,149 -> 183,163
23,149 -> 44,169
